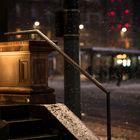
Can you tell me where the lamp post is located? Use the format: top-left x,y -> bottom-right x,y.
120,27 -> 130,48
32,21 -> 41,40
63,0 -> 81,118
120,27 -> 127,37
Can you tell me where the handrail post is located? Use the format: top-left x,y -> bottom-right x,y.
106,92 -> 111,140
5,29 -> 112,140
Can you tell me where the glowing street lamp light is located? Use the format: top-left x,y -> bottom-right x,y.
33,21 -> 40,29
120,27 -> 127,37
32,21 -> 40,39
120,27 -> 130,48
79,24 -> 84,30
121,27 -> 127,33
34,21 -> 40,26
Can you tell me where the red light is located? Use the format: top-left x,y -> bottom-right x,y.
117,24 -> 122,29
111,25 -> 115,30
110,0 -> 115,3
124,23 -> 130,28
107,11 -> 116,16
124,9 -> 129,14
110,11 -> 116,16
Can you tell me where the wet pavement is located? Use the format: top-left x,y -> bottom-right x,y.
48,76 -> 140,140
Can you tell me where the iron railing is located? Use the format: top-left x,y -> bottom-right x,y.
5,29 -> 111,140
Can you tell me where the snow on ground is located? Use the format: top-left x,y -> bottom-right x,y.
48,76 -> 140,140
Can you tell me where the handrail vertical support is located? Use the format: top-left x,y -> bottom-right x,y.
106,92 -> 111,140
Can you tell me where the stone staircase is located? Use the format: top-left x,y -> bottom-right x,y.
0,104 -> 99,140
0,104 -> 76,140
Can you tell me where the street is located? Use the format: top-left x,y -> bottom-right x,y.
48,76 -> 140,139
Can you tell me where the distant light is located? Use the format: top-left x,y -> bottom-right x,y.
16,28 -> 22,39
126,59 -> 131,67
110,0 -> 115,3
123,59 -> 127,67
96,54 -> 101,58
80,42 -> 84,46
124,9 -> 129,14
124,23 -> 130,28
116,54 -> 127,59
121,27 -> 127,33
107,11 -> 116,16
122,59 -> 131,67
110,11 -> 116,16
117,59 -> 123,64
117,24 -> 122,29
79,24 -> 84,30
34,21 -> 40,26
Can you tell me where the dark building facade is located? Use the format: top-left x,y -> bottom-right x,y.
0,0 -> 139,49
7,0 -> 62,40
80,0 -> 140,80
0,0 -> 140,77
132,0 -> 140,48
79,0 -> 105,48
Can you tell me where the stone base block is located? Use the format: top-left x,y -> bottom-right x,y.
0,87 -> 55,104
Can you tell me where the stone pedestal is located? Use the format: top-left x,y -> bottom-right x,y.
0,40 -> 55,104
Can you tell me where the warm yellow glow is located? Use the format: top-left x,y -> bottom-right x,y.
16,28 -> 22,39
125,37 -> 130,48
0,41 -> 29,52
116,54 -> 127,59
0,41 -> 29,47
47,31 -> 52,38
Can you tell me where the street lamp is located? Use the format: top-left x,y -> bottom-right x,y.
33,21 -> 40,29
32,21 -> 41,39
79,24 -> 84,30
120,27 -> 130,48
121,27 -> 127,33
120,27 -> 127,37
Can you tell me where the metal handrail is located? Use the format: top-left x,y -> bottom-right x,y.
5,29 -> 111,140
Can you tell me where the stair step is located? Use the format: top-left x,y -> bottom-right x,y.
10,134 -> 58,140
0,104 -> 97,140
7,118 -> 41,123
8,118 -> 46,138
0,104 -> 30,120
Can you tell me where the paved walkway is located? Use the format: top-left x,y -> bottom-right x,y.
49,75 -> 140,140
